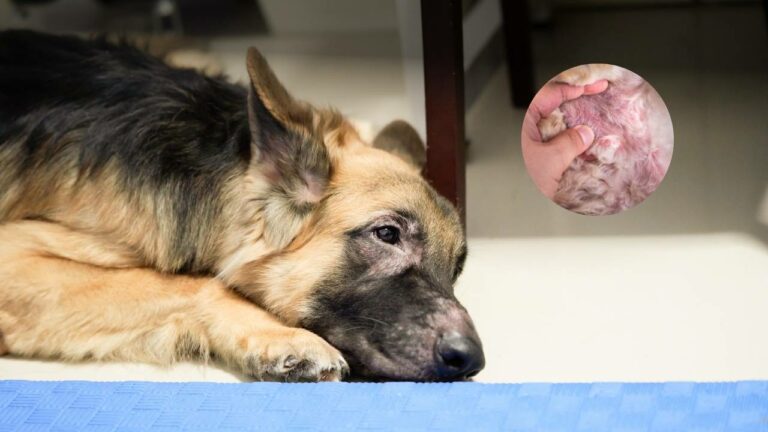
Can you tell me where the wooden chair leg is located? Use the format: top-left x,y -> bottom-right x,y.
764,0 -> 768,34
421,0 -> 467,225
500,0 -> 536,108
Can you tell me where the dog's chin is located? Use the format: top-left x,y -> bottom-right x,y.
342,351 -> 429,382
348,369 -> 471,382
332,336 -> 458,382
344,357 -> 475,382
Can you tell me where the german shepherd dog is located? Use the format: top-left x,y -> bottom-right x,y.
0,31 -> 484,381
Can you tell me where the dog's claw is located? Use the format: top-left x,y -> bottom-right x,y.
283,355 -> 299,369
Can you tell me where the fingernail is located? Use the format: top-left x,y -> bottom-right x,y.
575,125 -> 594,146
584,80 -> 609,94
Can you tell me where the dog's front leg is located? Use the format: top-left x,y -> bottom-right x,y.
194,282 -> 348,381
0,222 -> 347,381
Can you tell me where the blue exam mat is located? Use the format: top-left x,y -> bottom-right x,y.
0,380 -> 766,431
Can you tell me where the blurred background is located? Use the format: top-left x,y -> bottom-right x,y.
0,0 -> 767,383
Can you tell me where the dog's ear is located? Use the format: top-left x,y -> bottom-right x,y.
246,48 -> 315,129
246,47 -> 330,206
373,120 -> 426,170
246,48 -> 330,247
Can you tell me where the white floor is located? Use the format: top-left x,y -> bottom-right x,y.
2,4 -> 767,383
3,233 -> 768,383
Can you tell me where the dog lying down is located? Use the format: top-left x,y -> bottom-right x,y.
538,64 -> 674,215
0,31 -> 484,381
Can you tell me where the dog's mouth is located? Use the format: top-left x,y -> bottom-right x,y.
319,323 -> 485,382
335,335 -> 436,381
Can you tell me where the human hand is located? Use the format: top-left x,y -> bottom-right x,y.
521,80 -> 608,198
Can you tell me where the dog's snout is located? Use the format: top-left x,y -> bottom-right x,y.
435,331 -> 485,380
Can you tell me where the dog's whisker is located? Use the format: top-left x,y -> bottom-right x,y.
357,316 -> 392,327
335,326 -> 370,333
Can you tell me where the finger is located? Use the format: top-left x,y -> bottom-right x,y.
522,111 -> 543,142
583,79 -> 609,95
548,125 -> 595,171
530,83 -> 585,120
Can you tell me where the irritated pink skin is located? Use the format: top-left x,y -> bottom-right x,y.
554,72 -> 673,215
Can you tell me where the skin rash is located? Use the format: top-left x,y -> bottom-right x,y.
539,65 -> 674,215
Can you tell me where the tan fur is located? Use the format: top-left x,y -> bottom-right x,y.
165,49 -> 223,76
0,148 -> 226,272
552,63 -> 622,86
538,108 -> 567,141
1,220 -> 139,268
0,221 -> 347,380
246,48 -> 314,131
372,120 -> 427,169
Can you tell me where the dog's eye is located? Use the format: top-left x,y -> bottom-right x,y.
374,226 -> 400,244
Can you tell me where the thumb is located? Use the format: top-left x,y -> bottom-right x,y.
549,125 -> 594,161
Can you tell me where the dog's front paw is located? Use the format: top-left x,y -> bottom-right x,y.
231,328 -> 348,382
538,108 -> 567,141
554,64 -> 622,86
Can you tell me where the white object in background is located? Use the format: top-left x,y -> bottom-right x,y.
347,118 -> 376,144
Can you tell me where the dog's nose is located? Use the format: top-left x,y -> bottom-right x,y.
435,331 -> 485,380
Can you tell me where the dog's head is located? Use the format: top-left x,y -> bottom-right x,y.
226,48 -> 484,381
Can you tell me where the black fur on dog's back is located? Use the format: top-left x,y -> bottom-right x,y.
0,30 -> 251,181
0,30 -> 255,272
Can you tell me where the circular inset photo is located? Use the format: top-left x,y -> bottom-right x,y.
521,64 -> 673,215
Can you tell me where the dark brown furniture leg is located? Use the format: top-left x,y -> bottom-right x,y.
764,0 -> 768,35
421,0 -> 466,225
500,0 -> 535,108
